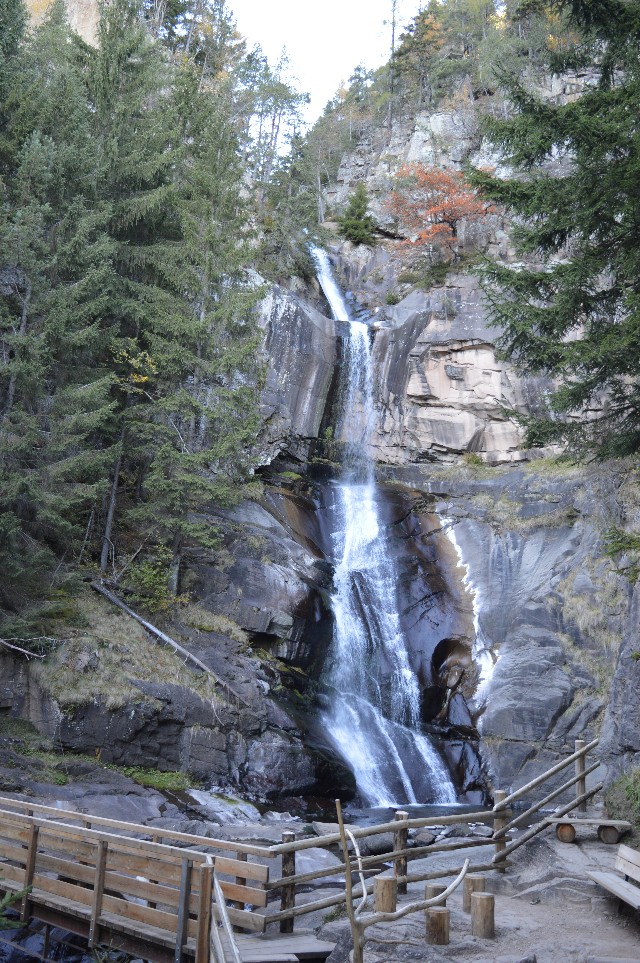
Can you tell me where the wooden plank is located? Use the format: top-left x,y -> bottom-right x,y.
587,871 -> 640,909
106,848 -> 184,883
37,852 -> 95,884
32,873 -> 94,908
0,797 -> 271,859
215,856 -> 269,884
0,822 -> 31,846
547,819 -> 631,828
3,812 -> 209,867
101,892 -> 181,932
615,855 -> 640,884
617,844 -> 640,871
212,903 -> 266,934
0,839 -> 29,867
0,866 -> 24,887
236,934 -> 334,961
217,880 -> 267,908
36,852 -> 184,908
99,909 -> 178,948
28,886 -> 93,920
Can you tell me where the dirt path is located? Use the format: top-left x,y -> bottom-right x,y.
319,831 -> 640,962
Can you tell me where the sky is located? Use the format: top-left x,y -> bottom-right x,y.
229,0 -> 418,125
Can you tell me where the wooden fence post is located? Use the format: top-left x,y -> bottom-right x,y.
280,831 -> 296,934
575,739 -> 587,813
20,824 -> 39,923
175,856 -> 192,963
89,840 -> 107,949
493,790 -> 507,873
394,810 -> 409,895
195,862 -> 213,963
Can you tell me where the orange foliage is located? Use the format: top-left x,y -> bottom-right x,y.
386,163 -> 488,253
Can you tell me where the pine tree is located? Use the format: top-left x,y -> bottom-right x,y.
471,0 -> 640,457
338,183 -> 377,246
0,2 -> 115,612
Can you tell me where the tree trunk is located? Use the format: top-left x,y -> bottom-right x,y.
100,436 -> 124,573
2,280 -> 31,427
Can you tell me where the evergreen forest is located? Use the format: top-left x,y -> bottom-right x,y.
2,0 -> 640,638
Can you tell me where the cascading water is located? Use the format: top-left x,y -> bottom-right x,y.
311,247 -> 456,807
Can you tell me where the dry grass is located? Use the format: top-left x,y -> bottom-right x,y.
32,589 -> 221,710
179,603 -> 249,646
559,563 -> 628,666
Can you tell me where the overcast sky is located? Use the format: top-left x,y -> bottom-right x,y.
229,0 -> 418,124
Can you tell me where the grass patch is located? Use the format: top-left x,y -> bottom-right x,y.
0,719 -> 198,792
323,903 -> 348,922
180,603 -> 248,645
31,589 -> 221,710
109,766 -> 196,792
559,563 -> 628,665
605,768 -> 640,843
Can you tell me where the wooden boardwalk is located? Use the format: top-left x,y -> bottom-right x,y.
0,798 -> 333,963
0,739 -> 603,962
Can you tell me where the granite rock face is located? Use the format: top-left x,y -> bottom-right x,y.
255,285 -> 336,465
599,582 -> 640,780
380,462 -> 632,795
369,281 -> 551,465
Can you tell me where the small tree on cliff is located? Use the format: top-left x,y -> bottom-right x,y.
386,163 -> 487,258
338,182 -> 377,246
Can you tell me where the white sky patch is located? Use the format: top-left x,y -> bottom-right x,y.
439,515 -> 497,707
230,0 -> 417,124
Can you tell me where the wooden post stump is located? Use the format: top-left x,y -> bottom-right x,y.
493,789 -> 508,873
575,739 -> 587,814
280,831 -> 296,934
425,883 -> 447,904
471,892 -> 495,938
394,810 -> 409,895
598,824 -> 621,845
555,822 -> 577,843
463,874 -> 485,913
374,873 -> 397,913
426,906 -> 450,945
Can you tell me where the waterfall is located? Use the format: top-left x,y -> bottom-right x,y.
311,247 -> 456,807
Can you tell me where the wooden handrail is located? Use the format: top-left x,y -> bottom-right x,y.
493,739 -> 599,811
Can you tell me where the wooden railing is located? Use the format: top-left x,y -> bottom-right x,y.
0,737 -> 602,960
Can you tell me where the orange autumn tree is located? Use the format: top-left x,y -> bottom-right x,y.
386,163 -> 488,258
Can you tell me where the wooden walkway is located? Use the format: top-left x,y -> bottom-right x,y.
0,739 -> 603,962
0,799 -> 332,963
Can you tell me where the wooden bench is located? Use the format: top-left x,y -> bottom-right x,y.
587,844 -> 640,910
549,818 -> 631,845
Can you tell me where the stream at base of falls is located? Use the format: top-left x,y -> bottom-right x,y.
311,247 -> 456,808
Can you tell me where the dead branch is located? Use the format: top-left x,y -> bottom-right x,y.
90,581 -> 249,707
